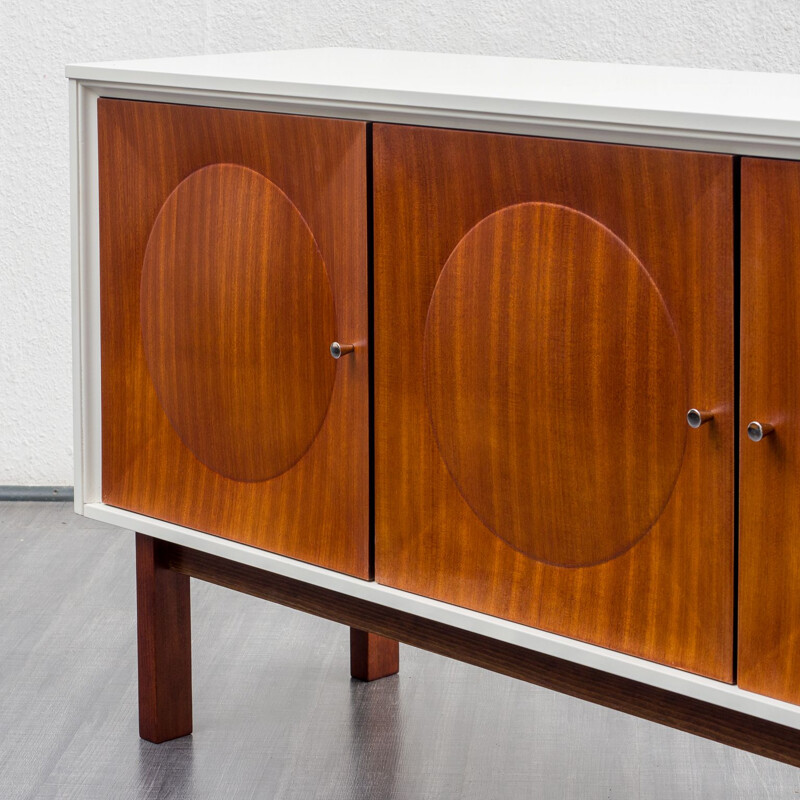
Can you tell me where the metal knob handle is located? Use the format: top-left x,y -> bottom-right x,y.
687,409 -> 714,429
747,421 -> 774,442
330,342 -> 354,359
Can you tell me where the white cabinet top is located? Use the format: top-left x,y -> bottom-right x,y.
66,47 -> 800,157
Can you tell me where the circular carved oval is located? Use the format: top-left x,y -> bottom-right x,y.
423,203 -> 686,567
141,164 -> 336,483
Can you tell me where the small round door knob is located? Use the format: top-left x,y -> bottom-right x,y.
687,409 -> 713,429
330,342 -> 354,359
747,421 -> 774,442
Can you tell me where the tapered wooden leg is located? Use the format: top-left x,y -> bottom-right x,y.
350,628 -> 400,681
136,533 -> 192,743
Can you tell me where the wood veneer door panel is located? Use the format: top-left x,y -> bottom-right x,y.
374,124 -> 734,679
739,158 -> 800,703
99,100 -> 369,578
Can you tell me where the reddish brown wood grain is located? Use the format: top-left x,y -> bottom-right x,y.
739,158 -> 800,704
350,629 -> 400,681
140,163 -> 337,483
98,100 -> 369,578
136,533 -> 192,743
374,124 -> 734,679
424,201 -> 686,567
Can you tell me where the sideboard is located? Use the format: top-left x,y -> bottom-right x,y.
66,48 -> 800,763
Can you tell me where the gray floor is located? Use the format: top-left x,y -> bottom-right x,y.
1,504 -> 800,800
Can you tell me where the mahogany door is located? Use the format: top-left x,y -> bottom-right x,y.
739,158 -> 800,702
98,100 -> 369,578
374,124 -> 735,679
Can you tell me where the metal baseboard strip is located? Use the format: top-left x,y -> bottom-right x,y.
0,486 -> 75,501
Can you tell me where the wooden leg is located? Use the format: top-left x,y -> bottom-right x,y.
350,628 -> 400,681
136,533 -> 192,743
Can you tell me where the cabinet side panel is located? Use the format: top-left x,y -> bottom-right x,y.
739,158 -> 800,702
69,79 -> 83,513
374,123 -> 734,679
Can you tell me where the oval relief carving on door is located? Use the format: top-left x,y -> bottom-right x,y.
140,163 -> 337,483
423,202 -> 686,567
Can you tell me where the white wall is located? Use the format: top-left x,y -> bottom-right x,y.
1,0 -> 799,485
